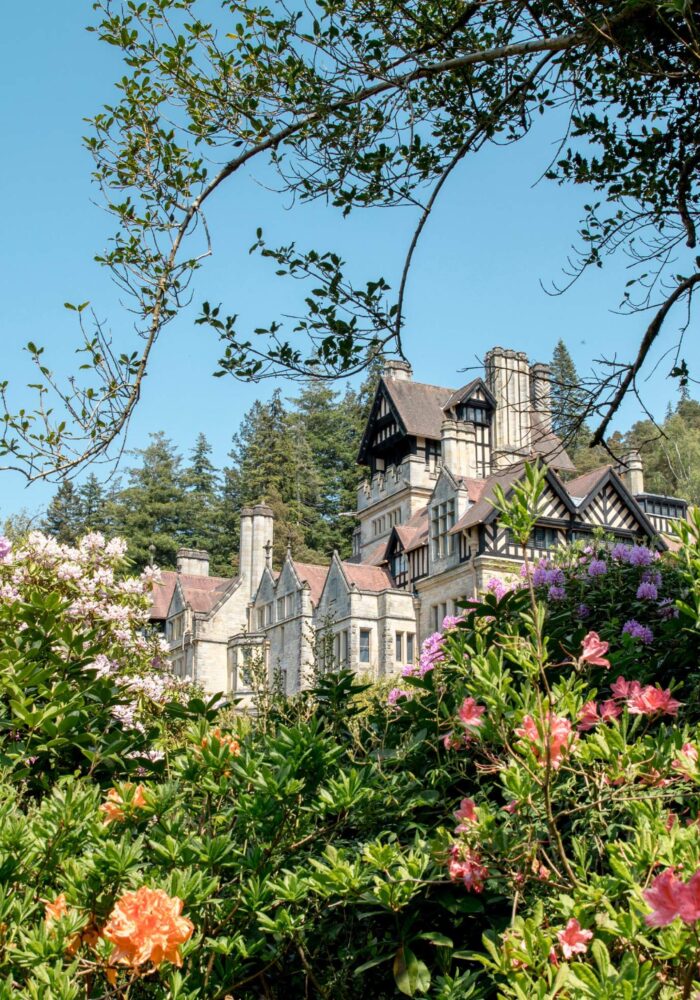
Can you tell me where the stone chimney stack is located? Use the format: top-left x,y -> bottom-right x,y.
382,359 -> 413,381
530,362 -> 553,434
176,548 -> 210,576
485,347 -> 532,468
239,504 -> 275,597
440,417 -> 462,473
618,450 -> 645,496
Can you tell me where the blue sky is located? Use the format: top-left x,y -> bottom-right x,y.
1,4 -> 696,521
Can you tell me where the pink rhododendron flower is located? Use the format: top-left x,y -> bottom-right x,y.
556,919 -> 593,959
610,676 -> 641,701
599,699 -> 622,722
442,614 -> 464,630
454,798 -> 478,831
627,685 -> 682,717
442,732 -> 466,751
579,631 -> 610,668
679,873 -> 700,924
577,701 -> 599,732
672,743 -> 699,777
515,712 -> 574,768
644,868 -> 689,926
458,697 -> 486,729
448,845 -> 488,892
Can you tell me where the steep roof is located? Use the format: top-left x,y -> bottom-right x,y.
450,465 -> 526,533
290,560 -> 329,606
398,506 -> 430,552
150,570 -> 178,621
178,574 -> 236,614
529,412 -> 576,473
341,562 -> 395,591
564,465 -> 613,502
382,377 -> 454,439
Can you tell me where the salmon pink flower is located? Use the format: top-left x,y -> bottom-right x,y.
458,697 -> 486,729
44,894 -> 69,927
100,784 -> 147,824
580,631 -> 610,668
672,743 -> 698,777
599,699 -> 622,722
448,845 -> 488,892
678,872 -> 700,924
454,798 -> 478,831
556,918 -> 593,959
201,728 -> 241,756
610,676 -> 641,701
627,685 -> 682,717
515,712 -> 574,768
577,701 -> 599,732
101,887 -> 194,969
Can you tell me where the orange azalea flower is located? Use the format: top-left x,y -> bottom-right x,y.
201,727 -> 241,756
100,783 -> 148,824
44,894 -> 69,927
101,887 -> 194,969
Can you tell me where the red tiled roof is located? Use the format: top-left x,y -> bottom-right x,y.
150,570 -> 178,620
341,562 -> 395,591
397,506 -> 429,552
150,570 -> 234,619
364,541 -> 389,566
564,465 -> 612,500
290,560 -> 329,606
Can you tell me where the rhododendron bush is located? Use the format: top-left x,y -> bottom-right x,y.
3,480 -> 700,998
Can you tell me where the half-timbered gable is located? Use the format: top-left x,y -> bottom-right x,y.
568,468 -> 660,545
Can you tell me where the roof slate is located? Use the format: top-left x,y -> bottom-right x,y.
341,562 -> 395,591
150,570 -> 235,619
290,560 -> 329,606
383,377 -> 454,439
564,465 -> 613,501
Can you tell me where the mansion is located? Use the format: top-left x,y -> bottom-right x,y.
150,347 -> 687,698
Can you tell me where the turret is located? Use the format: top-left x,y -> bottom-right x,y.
239,504 -> 274,597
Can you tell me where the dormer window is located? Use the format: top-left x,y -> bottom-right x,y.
457,403 -> 490,425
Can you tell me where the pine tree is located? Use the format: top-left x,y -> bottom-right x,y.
225,391 -> 323,565
112,432 -> 189,570
43,480 -> 83,544
183,434 -> 229,573
79,474 -> 108,533
550,341 -> 590,448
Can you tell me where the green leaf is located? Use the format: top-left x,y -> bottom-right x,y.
393,945 -> 431,997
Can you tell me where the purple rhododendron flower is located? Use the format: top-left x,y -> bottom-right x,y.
548,586 -> 566,601
387,687 -> 411,706
658,599 -> 679,621
628,546 -> 654,567
636,581 -> 658,600
442,615 -> 464,630
622,619 -> 654,644
610,543 -> 631,562
588,559 -> 608,577
576,603 -> 590,619
418,632 -> 446,676
0,537 -> 11,561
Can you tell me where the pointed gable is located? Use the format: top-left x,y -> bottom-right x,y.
289,560 -> 329,606
572,467 -> 661,543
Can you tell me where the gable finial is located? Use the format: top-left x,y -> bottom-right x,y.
264,539 -> 273,570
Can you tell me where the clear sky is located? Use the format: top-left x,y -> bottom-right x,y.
1,3 -> 696,522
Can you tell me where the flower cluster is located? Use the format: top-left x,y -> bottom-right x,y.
102,887 -> 194,969
644,869 -> 700,927
515,712 -> 575,769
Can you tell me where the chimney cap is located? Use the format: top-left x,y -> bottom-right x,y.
382,359 -> 413,381
176,547 -> 210,559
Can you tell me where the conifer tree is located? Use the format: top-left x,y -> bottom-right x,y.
43,480 -> 83,544
112,432 -> 188,570
79,474 -> 108,533
225,391 -> 323,565
183,434 -> 228,573
550,341 -> 590,447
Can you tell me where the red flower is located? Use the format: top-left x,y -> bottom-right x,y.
457,697 -> 486,729
556,918 -> 592,959
627,685 -> 682,717
678,871 -> 700,924
580,632 -> 610,669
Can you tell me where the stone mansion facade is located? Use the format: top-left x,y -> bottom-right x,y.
150,347 -> 687,699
